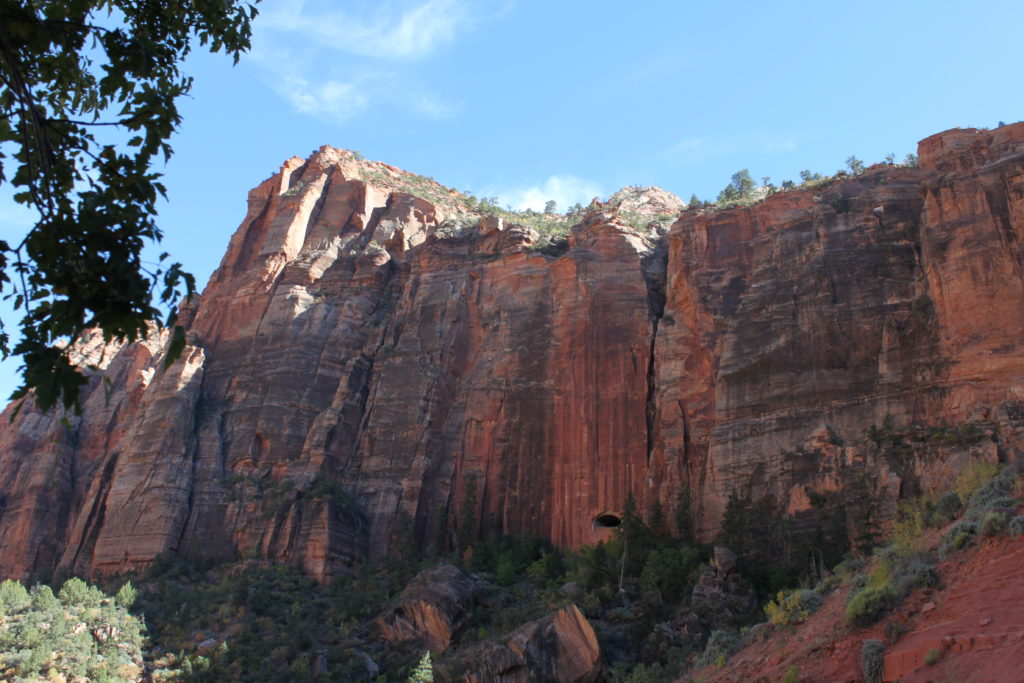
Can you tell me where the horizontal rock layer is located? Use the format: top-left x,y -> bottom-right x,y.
1,126 -> 1023,580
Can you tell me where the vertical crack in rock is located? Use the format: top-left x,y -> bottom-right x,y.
642,235 -> 669,465
66,451 -> 118,574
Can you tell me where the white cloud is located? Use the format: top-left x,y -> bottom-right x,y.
280,74 -> 371,120
410,91 -> 458,119
262,0 -> 471,61
496,175 -> 604,213
249,0 -> 476,121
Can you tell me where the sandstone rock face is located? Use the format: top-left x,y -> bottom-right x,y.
1,126 -> 1023,580
652,124 -> 1024,537
444,604 -> 602,683
377,564 -> 479,653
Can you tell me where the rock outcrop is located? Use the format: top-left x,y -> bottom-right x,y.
683,547 -> 758,635
442,604 -> 602,683
1,125 -> 1023,581
378,564 -> 479,653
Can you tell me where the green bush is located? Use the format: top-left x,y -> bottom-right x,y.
764,589 -> 821,626
781,665 -> 801,683
115,580 -> 138,608
981,509 -> 1010,536
940,520 -> 977,556
1009,515 -> 1024,537
833,558 -> 865,583
963,466 -> 1016,519
924,648 -> 940,665
861,639 -> 885,683
58,576 -> 103,608
697,630 -> 741,668
0,578 -> 146,681
846,583 -> 898,627
956,461 -> 1000,502
933,491 -> 962,522
901,560 -> 939,589
30,584 -> 59,611
0,579 -> 30,612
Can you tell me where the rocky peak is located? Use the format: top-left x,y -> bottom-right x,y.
606,185 -> 686,216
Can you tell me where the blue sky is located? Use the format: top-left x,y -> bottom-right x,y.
0,0 -> 1022,400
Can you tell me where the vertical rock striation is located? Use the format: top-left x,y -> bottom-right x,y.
1,126 -> 1023,581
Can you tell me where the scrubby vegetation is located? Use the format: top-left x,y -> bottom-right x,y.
703,151 -> 920,211
0,578 -> 148,681
135,556 -> 424,681
861,639 -> 885,683
764,589 -> 821,626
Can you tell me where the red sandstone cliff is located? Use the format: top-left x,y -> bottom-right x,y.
1,125 -> 1023,581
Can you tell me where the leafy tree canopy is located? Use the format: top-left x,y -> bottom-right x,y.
0,0 -> 259,411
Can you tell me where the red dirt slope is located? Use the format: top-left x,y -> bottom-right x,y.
690,533 -> 1024,682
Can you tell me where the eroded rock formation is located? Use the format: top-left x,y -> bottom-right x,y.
443,604 -> 602,683
1,125 -> 1023,581
378,564 -> 479,653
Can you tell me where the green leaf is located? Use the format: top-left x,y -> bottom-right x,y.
163,324 -> 187,370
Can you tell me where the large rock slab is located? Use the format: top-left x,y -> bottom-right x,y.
377,564 -> 479,653
444,604 -> 601,683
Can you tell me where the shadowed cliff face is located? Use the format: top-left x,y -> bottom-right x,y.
1,126 -> 1023,581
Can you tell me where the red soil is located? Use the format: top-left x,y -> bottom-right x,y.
686,533 -> 1024,682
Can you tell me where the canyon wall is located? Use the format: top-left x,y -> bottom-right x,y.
1,125 -> 1023,581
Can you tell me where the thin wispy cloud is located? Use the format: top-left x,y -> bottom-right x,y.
281,76 -> 372,120
263,0 -> 471,61
250,0 -> 477,121
410,92 -> 459,120
496,175 -> 603,213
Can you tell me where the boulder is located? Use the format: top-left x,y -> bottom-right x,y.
445,604 -> 601,683
377,564 -> 478,653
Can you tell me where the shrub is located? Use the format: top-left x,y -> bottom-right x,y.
409,651 -> 433,682
30,584 -> 59,611
956,461 -> 1000,502
1009,515 -> 1024,538
116,580 -> 138,608
834,558 -> 865,583
892,498 -> 932,554
1,578 -> 147,681
58,576 -> 103,608
816,574 -> 842,595
965,467 -> 1017,519
924,648 -> 940,665
846,583 -> 898,627
861,639 -> 885,683
697,630 -> 741,668
902,560 -> 939,589
939,520 -> 977,556
764,589 -> 821,626
885,620 -> 906,643
781,665 -> 801,683
981,510 -> 1009,536
933,491 -> 962,523
0,579 -> 30,612
846,573 -> 868,595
